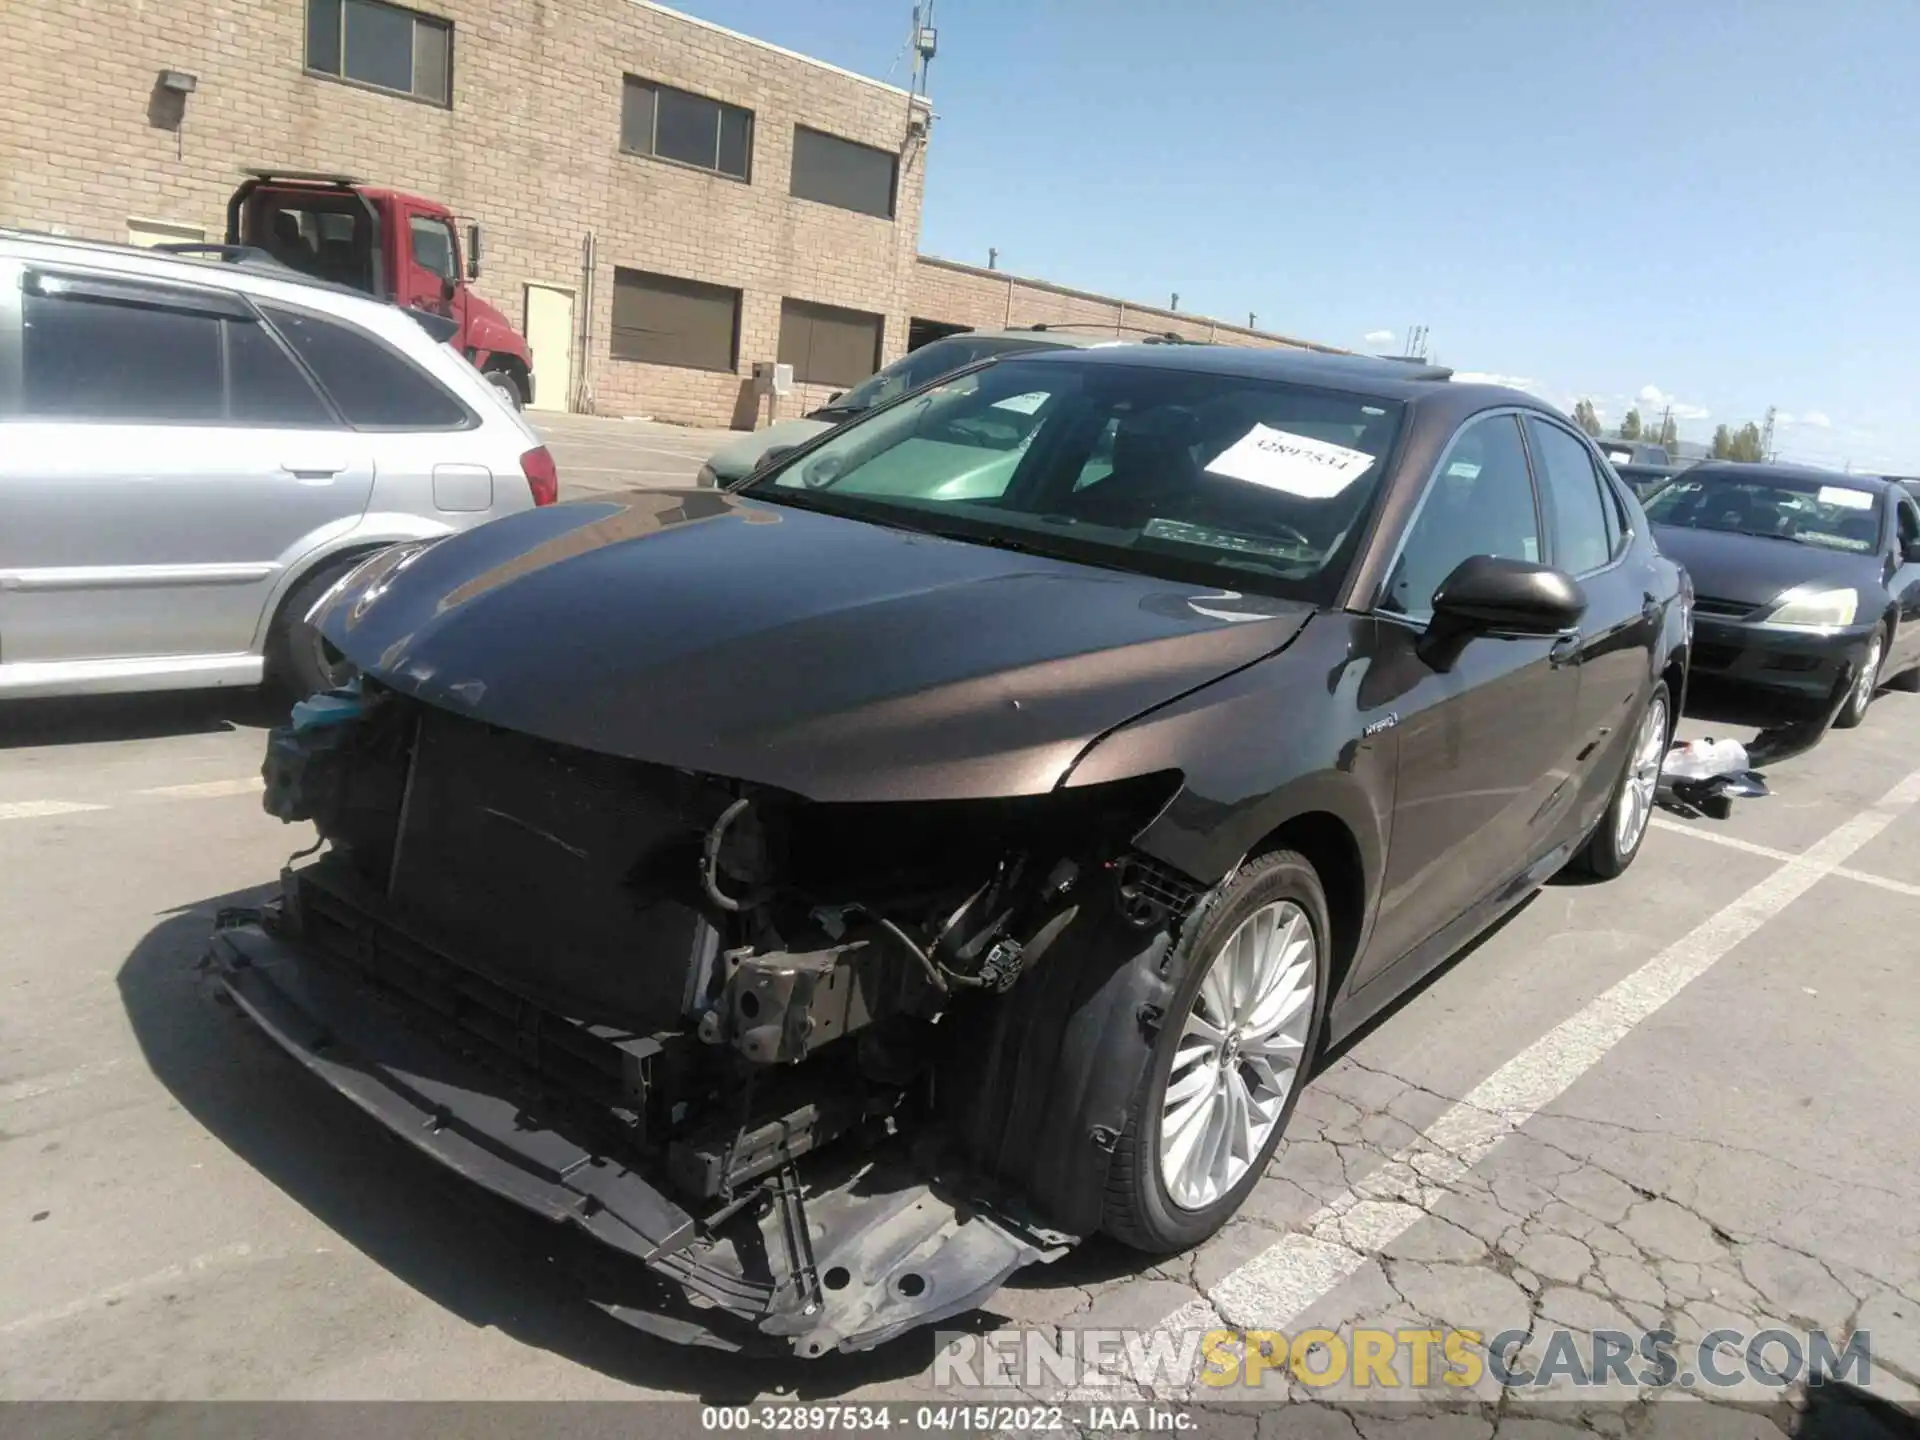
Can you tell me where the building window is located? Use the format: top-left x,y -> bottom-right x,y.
611,268 -> 740,373
621,77 -> 752,181
778,299 -> 883,388
789,126 -> 897,219
306,0 -> 452,107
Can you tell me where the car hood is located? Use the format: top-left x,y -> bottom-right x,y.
705,418 -> 839,482
1653,525 -> 1880,610
317,490 -> 1314,802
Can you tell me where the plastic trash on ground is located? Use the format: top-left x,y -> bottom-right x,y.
1661,736 -> 1749,781
1659,736 -> 1769,820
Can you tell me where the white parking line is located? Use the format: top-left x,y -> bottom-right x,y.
1653,814 -> 1920,899
1139,762 -> 1920,1360
0,799 -> 108,821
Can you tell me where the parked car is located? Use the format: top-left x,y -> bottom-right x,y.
1645,462 -> 1920,727
698,326 -> 1182,486
0,229 -> 554,701
1612,460 -> 1689,501
211,346 -> 1688,1356
1598,439 -> 1673,467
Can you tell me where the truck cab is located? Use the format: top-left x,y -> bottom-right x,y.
227,170 -> 534,408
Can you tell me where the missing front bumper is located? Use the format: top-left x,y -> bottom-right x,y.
203,915 -> 1072,1356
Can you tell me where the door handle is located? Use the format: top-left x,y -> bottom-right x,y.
1549,631 -> 1583,667
280,462 -> 346,481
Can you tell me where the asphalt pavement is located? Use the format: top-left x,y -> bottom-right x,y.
2,417 -> 1917,1427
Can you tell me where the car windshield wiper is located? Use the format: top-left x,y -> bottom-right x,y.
807,404 -> 867,422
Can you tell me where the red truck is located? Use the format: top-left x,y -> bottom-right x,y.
226,170 -> 536,408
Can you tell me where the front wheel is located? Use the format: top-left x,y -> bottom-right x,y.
1569,681 -> 1669,880
1102,849 -> 1330,1254
1833,627 -> 1887,728
483,366 -> 526,410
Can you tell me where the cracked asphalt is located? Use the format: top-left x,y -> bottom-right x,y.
1,423 -> 1916,1434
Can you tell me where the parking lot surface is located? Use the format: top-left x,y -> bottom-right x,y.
3,461 -> 1918,1425
536,412 -> 732,500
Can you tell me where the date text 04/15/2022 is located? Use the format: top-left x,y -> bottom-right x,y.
699,1405 -> 1198,1431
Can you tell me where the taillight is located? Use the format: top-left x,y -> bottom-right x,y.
519,445 -> 558,507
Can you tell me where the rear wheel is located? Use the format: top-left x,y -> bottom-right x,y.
1102,849 -> 1329,1254
269,556 -> 361,701
1569,682 -> 1669,880
1833,626 -> 1887,729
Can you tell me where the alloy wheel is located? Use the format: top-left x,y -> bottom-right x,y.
1854,633 -> 1883,715
1614,693 -> 1668,857
1159,901 -> 1316,1210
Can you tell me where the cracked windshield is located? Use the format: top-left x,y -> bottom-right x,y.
3,1 -> 1916,1437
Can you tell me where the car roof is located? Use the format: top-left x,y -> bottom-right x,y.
0,227 -> 371,305
957,326 -> 1206,350
1679,460 -> 1891,495
1004,341 -> 1467,398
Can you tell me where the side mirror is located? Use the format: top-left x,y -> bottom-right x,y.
465,223 -> 482,280
1418,555 -> 1587,672
827,391 -> 845,404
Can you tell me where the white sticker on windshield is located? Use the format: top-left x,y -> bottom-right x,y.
1446,461 -> 1482,480
1607,451 -> 1633,464
1204,424 -> 1376,498
992,391 -> 1049,414
1818,485 -> 1873,510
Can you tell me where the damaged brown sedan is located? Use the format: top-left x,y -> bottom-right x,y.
208,346 -> 1689,1354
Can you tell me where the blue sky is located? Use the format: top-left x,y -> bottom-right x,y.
675,1 -> 1919,472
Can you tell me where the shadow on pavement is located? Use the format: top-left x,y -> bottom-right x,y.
1682,677 -> 1839,769
0,690 -> 286,750
116,887 -> 957,1401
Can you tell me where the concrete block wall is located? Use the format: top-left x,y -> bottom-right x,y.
2,0 -> 927,427
907,257 -> 1344,354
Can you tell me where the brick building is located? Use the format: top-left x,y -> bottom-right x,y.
3,0 -> 1327,427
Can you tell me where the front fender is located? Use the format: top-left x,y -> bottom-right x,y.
1062,616 -> 1392,902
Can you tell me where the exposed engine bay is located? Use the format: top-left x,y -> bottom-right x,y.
209,677 -> 1205,1355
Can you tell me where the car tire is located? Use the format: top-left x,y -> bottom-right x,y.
1833,626 -> 1889,729
1101,848 -> 1331,1255
269,555 -> 363,701
1569,681 -> 1670,881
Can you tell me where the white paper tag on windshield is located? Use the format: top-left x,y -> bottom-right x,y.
1818,485 -> 1872,510
1204,424 -> 1376,498
992,391 -> 1049,414
1607,450 -> 1633,464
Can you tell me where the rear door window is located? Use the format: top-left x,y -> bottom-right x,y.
227,316 -> 337,426
261,304 -> 470,429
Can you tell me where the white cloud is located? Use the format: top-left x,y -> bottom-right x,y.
1774,408 -> 1835,432
1627,384 -> 1707,423
1363,329 -> 1395,345
1453,371 -> 1540,392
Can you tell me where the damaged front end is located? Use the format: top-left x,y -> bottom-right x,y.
209,678 -> 1204,1355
